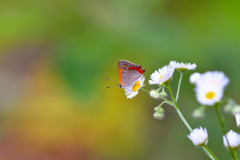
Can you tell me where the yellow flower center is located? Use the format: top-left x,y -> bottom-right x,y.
132,81 -> 140,92
182,65 -> 186,68
206,91 -> 215,99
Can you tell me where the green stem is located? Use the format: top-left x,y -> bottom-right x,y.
214,105 -> 236,160
202,145 -> 219,160
140,88 -> 149,93
233,150 -> 238,160
165,84 -> 192,132
159,100 -> 174,108
164,84 -> 218,160
176,72 -> 183,101
159,97 -> 174,107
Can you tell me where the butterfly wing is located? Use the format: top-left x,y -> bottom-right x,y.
118,60 -> 145,88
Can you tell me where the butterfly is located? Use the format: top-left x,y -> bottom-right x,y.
117,60 -> 145,88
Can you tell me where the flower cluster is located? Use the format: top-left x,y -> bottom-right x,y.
118,60 -> 240,159
123,61 -> 196,99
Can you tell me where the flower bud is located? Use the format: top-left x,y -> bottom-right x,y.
153,107 -> 165,120
159,91 -> 167,98
150,90 -> 161,99
232,106 -> 240,115
192,108 -> 205,119
223,104 -> 233,113
154,107 -> 164,113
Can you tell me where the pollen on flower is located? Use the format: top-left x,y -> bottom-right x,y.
205,91 -> 215,99
160,73 -> 166,79
210,80 -> 219,85
132,81 -> 140,92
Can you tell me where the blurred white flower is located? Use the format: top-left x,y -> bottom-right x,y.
194,71 -> 229,106
124,76 -> 145,99
196,71 -> 229,88
149,65 -> 174,85
223,130 -> 240,150
189,72 -> 201,84
187,127 -> 208,146
170,61 -> 196,72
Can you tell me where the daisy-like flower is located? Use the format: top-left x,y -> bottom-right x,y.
149,65 -> 175,85
196,71 -> 229,88
195,84 -> 223,106
194,71 -> 229,106
124,76 -> 145,99
170,60 -> 196,72
189,72 -> 201,84
235,113 -> 240,127
187,127 -> 208,146
223,130 -> 240,150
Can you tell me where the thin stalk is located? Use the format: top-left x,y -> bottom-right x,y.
214,105 -> 236,160
140,88 -> 149,93
202,145 -> 219,160
176,72 -> 183,101
159,100 -> 174,108
233,151 -> 237,160
165,84 -> 192,132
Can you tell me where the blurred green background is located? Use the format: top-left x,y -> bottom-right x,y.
0,0 -> 240,159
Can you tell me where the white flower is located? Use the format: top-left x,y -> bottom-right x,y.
195,84 -> 223,106
196,71 -> 229,88
170,60 -> 196,72
223,130 -> 240,150
194,71 -> 229,106
235,113 -> 240,127
187,127 -> 208,146
190,72 -> 201,84
150,90 -> 160,99
149,65 -> 175,85
124,76 -> 145,99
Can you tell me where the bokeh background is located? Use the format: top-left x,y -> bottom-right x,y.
0,0 -> 240,159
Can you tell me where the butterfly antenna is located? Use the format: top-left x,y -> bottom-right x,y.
107,84 -> 118,88
106,77 -> 119,83
106,77 -> 119,88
